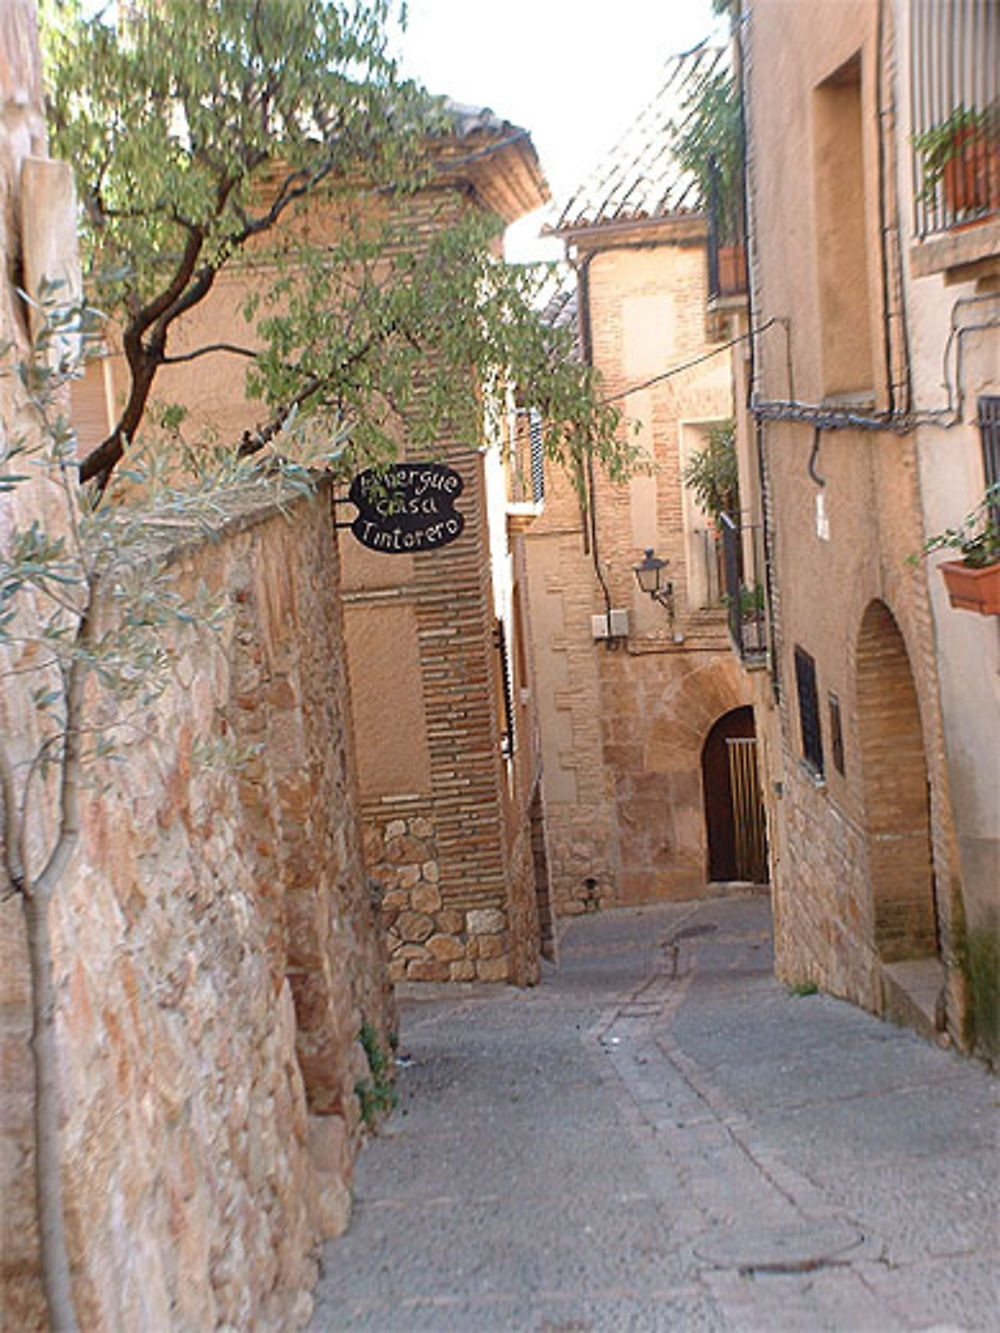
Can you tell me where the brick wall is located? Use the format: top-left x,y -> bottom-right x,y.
348,444 -> 541,985
97,177 -> 547,989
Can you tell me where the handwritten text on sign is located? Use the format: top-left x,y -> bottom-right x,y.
348,462 -> 465,554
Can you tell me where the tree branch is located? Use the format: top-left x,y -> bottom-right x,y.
33,594 -> 93,902
161,342 -> 257,366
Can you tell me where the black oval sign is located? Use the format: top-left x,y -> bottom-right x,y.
348,462 -> 465,554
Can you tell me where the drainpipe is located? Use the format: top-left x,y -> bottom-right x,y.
737,0 -> 781,702
574,250 -> 614,628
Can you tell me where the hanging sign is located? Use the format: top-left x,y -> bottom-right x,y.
347,462 -> 465,554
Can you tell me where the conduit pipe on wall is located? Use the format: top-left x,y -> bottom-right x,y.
750,299 -> 1000,434
875,0 -> 914,417
739,0 -> 995,438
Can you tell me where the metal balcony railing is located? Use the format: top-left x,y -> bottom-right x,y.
690,525 -> 726,609
706,154 -> 747,302
720,512 -> 767,666
911,0 -> 1000,238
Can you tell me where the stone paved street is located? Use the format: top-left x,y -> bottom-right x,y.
312,895 -> 999,1332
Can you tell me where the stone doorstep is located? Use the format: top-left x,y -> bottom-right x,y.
881,958 -> 946,1040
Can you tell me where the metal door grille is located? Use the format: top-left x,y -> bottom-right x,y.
726,736 -> 768,884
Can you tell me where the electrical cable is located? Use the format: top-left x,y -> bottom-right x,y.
599,319 -> 779,405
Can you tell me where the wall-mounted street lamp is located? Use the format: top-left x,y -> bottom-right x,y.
634,548 -> 674,617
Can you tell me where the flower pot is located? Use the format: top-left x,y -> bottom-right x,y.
716,244 -> 747,295
940,559 -> 1000,615
942,128 -> 1000,215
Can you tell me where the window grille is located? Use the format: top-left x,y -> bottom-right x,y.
979,395 -> 1000,531
494,619 -> 515,759
910,0 -> 1000,237
794,646 -> 824,777
829,691 -> 845,776
529,408 -> 545,505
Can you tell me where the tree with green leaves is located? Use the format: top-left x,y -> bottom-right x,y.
669,57 -> 743,242
682,419 -> 739,522
41,0 -> 624,493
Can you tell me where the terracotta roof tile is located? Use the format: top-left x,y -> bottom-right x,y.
553,41 -> 728,233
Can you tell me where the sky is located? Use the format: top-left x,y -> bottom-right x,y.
389,0 -> 725,260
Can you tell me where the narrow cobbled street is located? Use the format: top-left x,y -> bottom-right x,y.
311,895 -> 998,1332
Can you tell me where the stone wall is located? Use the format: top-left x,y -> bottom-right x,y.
526,233 -> 752,914
94,172 -> 548,989
1,489 -> 393,1330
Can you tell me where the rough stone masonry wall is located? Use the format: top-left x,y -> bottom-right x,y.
1,491 -> 393,1331
525,237 -> 749,915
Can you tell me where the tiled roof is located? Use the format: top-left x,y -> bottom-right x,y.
434,99 -> 550,223
553,41 -> 728,234
538,267 -> 580,359
443,100 -> 515,139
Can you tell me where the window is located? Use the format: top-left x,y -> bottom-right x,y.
828,691 -> 845,776
494,619 -> 515,760
812,55 -> 874,397
528,408 -> 545,505
910,0 -> 1000,239
794,646 -> 824,778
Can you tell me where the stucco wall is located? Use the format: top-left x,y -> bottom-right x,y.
743,0 -> 983,1042
888,0 -> 1000,939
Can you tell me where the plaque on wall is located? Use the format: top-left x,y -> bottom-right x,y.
347,462 -> 465,554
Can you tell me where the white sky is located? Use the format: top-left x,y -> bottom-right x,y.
391,0 -> 725,260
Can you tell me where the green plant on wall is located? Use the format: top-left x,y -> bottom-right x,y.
913,104 -> 999,203
682,419 -> 739,522
355,1019 -> 398,1131
913,484 -> 1000,569
964,925 -> 999,1065
670,64 -> 743,224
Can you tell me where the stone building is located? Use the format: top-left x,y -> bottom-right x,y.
339,111 -> 556,984
723,0 -> 999,1054
527,46 -> 759,916
83,106 -> 557,987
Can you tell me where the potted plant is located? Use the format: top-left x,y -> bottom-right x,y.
669,68 -> 747,295
917,485 -> 1000,616
914,105 -> 1000,216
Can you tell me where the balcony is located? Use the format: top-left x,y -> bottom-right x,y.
909,0 -> 1000,280
720,513 -> 767,667
706,153 -> 747,305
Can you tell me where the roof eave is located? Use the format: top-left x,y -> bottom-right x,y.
433,129 -> 550,225
546,210 -> 707,251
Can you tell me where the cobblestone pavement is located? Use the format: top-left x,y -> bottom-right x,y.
312,894 -> 999,1332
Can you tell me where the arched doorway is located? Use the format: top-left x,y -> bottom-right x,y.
701,706 -> 768,884
856,601 -> 937,962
